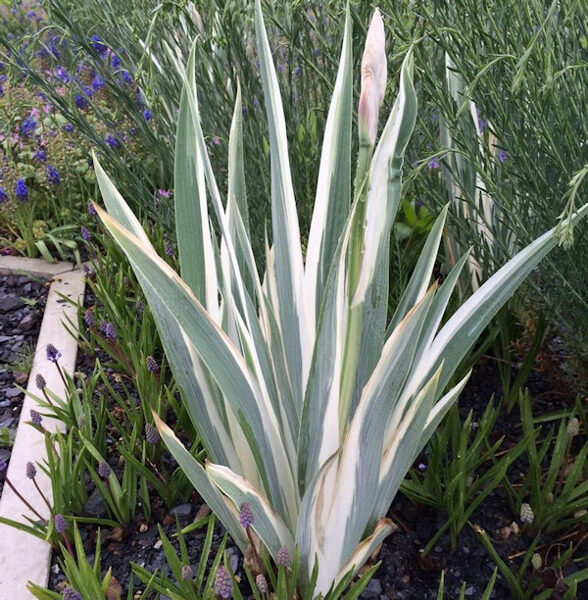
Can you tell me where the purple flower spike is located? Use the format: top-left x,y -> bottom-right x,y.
498,149 -> 507,164
54,513 -> 67,534
214,566 -> 233,599
46,165 -> 60,185
46,343 -> 62,363
35,374 -> 46,389
164,240 -> 173,257
239,502 -> 254,529
80,226 -> 91,241
84,309 -> 95,328
146,356 -> 160,373
26,461 -> 37,479
182,565 -> 193,580
15,178 -> 29,201
62,588 -> 82,600
99,320 -> 116,340
428,157 -> 439,170
88,202 -> 98,216
30,410 -> 42,426
145,423 -> 160,445
276,546 -> 290,567
98,461 -> 111,480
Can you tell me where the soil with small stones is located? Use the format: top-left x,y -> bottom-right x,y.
48,315 -> 588,599
0,272 -> 49,494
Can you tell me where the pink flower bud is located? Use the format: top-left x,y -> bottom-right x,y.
358,9 -> 387,145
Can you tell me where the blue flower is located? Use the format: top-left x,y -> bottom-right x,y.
83,86 -> 94,98
428,157 -> 440,170
20,115 -> 37,137
62,123 -> 74,133
0,84 -> 3,97
15,179 -> 28,201
46,165 -> 60,185
74,94 -> 89,109
105,133 -> 120,148
80,226 -> 91,241
89,34 -> 108,56
91,75 -> 105,91
55,65 -> 70,83
33,148 -> 47,162
0,187 -> 8,203
110,54 -> 120,69
143,108 -> 152,121
121,70 -> 133,84
498,149 -> 507,164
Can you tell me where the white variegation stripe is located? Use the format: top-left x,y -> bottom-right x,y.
305,8 -> 352,346
254,0 -> 307,407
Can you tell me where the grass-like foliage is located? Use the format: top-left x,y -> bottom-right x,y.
93,2 -> 587,595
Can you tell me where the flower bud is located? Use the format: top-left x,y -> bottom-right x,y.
567,417 -> 580,437
520,502 -> 534,524
255,574 -> 268,593
358,9 -> 387,145
531,553 -> 542,570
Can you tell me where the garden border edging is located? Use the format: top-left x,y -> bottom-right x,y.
0,256 -> 85,599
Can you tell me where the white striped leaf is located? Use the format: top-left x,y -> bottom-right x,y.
254,0 -> 307,406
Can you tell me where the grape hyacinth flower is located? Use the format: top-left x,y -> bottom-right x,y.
121,70 -> 133,84
428,157 -> 440,170
62,588 -> 81,600
33,148 -> 47,162
164,240 -> 174,257
0,187 -> 7,203
54,513 -> 67,534
90,34 -> 108,56
214,566 -> 233,599
498,149 -> 507,164
88,202 -> 98,217
46,165 -> 60,185
74,95 -> 89,109
91,74 -> 105,91
26,461 -> 37,479
276,546 -> 290,567
146,356 -> 159,373
520,503 -> 534,524
181,565 -> 193,581
80,226 -> 91,241
98,461 -> 111,480
110,53 -> 121,69
239,502 -> 254,529
105,133 -> 120,148
62,123 -> 74,133
15,178 -> 29,201
21,115 -> 37,137
99,320 -> 116,340
145,423 -> 160,445
46,343 -> 62,363
30,410 -> 42,426
35,374 -> 46,389
143,108 -> 152,121
255,574 -> 268,594
84,308 -> 94,327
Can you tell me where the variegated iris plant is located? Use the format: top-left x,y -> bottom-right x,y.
93,2 -> 587,596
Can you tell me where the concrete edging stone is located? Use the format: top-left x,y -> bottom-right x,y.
0,256 -> 85,598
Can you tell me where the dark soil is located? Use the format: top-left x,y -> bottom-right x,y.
0,272 -> 49,493
47,320 -> 588,599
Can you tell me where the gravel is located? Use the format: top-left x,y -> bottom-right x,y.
0,273 -> 49,495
